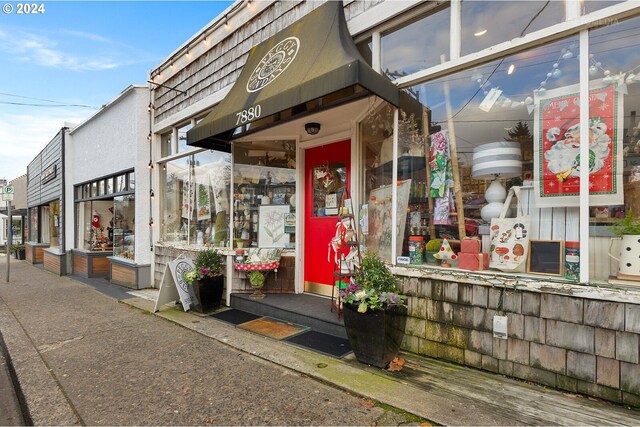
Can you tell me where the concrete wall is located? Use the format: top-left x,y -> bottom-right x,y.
67,86 -> 152,265
395,268 -> 640,407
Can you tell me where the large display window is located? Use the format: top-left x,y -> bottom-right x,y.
76,200 -> 114,251
588,16 -> 640,284
113,195 -> 135,260
29,207 -> 38,242
232,140 -> 296,249
74,171 -> 133,254
393,36 -> 582,276
160,150 -> 231,247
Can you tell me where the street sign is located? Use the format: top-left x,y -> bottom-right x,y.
2,185 -> 14,201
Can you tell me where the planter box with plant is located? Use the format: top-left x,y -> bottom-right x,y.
183,249 -> 225,312
340,251 -> 407,368
12,244 -> 26,260
609,210 -> 640,280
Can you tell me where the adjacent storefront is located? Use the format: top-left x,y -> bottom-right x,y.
149,0 -> 640,403
26,127 -> 68,271
67,85 -> 151,288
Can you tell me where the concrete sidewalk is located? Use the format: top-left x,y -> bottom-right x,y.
1,260 -> 640,426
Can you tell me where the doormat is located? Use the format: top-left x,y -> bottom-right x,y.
238,317 -> 308,340
285,330 -> 352,358
210,309 -> 261,325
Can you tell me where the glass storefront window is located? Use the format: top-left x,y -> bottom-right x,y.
91,182 -> 98,198
161,150 -> 231,247
161,131 -> 173,158
128,172 -> 135,190
76,200 -> 114,251
398,36 -> 579,274
29,207 -> 38,242
83,184 -> 90,199
381,5 -> 450,78
460,1 -> 564,57
116,175 -> 126,193
588,16 -> 640,284
233,140 -> 296,249
360,101 -> 395,263
49,201 -> 60,248
105,178 -> 113,195
177,122 -> 193,153
582,1 -> 624,15
41,204 -> 50,244
113,195 -> 135,260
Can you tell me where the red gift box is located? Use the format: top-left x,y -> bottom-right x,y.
458,252 -> 489,271
461,238 -> 482,254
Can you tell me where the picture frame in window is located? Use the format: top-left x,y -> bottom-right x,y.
527,240 -> 563,276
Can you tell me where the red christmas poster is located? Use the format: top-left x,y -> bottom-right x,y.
533,82 -> 623,207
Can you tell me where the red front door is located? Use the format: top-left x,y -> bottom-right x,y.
304,140 -> 351,295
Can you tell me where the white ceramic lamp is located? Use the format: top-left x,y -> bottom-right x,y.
472,141 -> 522,222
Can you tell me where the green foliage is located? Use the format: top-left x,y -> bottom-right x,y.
184,249 -> 224,285
425,239 -> 442,252
248,270 -> 265,287
610,210 -> 640,236
10,244 -> 25,251
194,249 -> 224,277
343,251 -> 405,313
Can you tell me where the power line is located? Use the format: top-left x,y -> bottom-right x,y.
0,92 -> 97,109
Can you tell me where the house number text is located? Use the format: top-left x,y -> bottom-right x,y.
236,105 -> 262,125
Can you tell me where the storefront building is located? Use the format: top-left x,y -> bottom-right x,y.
26,127 -> 70,270
149,0 -> 640,404
66,85 -> 152,288
0,176 -> 26,247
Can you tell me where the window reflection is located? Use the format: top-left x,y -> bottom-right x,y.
381,5 -> 450,77
161,150 -> 231,247
460,1 -> 564,57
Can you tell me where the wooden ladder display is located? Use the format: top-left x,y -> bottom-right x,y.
330,187 -> 362,318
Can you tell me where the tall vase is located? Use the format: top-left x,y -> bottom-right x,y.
343,303 -> 407,368
191,276 -> 224,313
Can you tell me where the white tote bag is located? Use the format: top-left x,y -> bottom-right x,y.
489,187 -> 530,272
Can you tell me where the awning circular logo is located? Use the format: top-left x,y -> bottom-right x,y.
247,37 -> 300,93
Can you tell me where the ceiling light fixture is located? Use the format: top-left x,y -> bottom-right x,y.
474,29 -> 487,37
305,122 -> 321,135
507,64 -> 515,75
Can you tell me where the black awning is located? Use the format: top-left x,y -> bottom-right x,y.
187,1 -> 400,151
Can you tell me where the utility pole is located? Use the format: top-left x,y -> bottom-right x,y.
5,200 -> 11,282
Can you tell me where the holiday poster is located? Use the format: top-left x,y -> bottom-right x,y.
533,82 -> 623,208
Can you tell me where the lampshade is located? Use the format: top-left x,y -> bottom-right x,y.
472,141 -> 523,221
472,141 -> 522,180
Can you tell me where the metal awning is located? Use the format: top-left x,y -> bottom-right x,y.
187,1 -> 400,151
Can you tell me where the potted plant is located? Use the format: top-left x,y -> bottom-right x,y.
424,239 -> 442,265
183,249 -> 225,312
12,244 -> 26,260
248,270 -> 266,299
340,251 -> 407,368
608,210 -> 640,280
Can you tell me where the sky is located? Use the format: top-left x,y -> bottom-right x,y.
0,0 -> 233,181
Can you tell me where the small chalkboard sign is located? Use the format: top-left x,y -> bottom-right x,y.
527,240 -> 563,276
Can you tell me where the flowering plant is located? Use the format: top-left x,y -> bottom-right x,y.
183,249 -> 224,285
340,251 -> 405,313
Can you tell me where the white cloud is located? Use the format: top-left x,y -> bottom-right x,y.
0,108 -> 89,180
0,29 -> 121,71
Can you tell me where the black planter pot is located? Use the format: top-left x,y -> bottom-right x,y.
343,302 -> 407,368
190,276 -> 224,313
15,249 -> 25,260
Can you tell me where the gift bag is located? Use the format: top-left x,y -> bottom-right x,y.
489,187 -> 529,272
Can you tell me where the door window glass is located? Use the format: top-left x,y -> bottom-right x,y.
312,163 -> 346,218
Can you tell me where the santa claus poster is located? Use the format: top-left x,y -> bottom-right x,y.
533,82 -> 623,208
